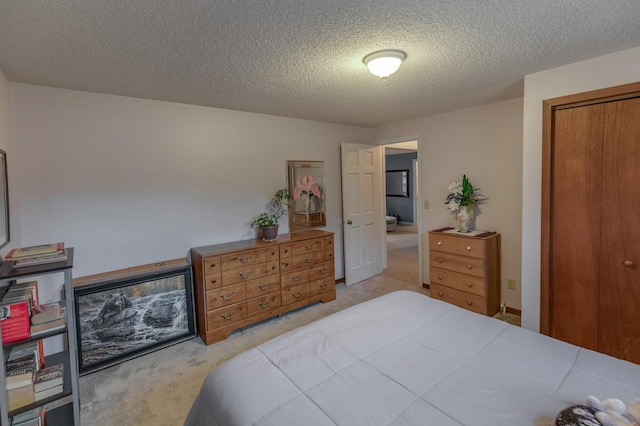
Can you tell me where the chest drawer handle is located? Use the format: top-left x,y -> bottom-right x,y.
320,283 -> 327,289
221,311 -> 235,320
305,244 -> 314,250
319,267 -> 328,274
466,282 -> 473,288
239,256 -> 251,263
466,246 -> 471,251
283,249 -> 289,254
437,291 -> 443,297
466,264 -> 473,270
271,251 -> 276,256
258,283 -> 269,290
210,278 -> 218,284
305,257 -> 314,263
210,262 -> 216,268
437,241 -> 442,246
290,274 -> 301,281
282,262 -> 289,267
292,291 -> 302,298
220,291 -> 234,301
437,274 -> 443,280
467,301 -> 473,306
437,258 -> 443,263
259,300 -> 270,309
239,270 -> 252,278
271,265 -> 276,270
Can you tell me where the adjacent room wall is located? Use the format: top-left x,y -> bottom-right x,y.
521,46 -> 640,331
9,84 -> 373,303
385,152 -> 417,224
373,98 -> 524,310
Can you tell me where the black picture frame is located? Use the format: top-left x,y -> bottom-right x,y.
0,149 -> 9,250
385,169 -> 410,197
74,264 -> 196,375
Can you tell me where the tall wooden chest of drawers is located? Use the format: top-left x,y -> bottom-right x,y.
428,228 -> 500,316
190,230 -> 336,344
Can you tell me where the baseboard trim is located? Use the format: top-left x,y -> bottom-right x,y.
506,306 -> 521,316
335,278 -> 345,284
422,283 -> 429,289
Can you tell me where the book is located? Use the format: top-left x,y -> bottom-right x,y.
11,406 -> 44,424
30,316 -> 66,337
7,384 -> 35,411
30,302 -> 63,325
34,383 -> 62,401
0,301 -> 31,343
12,250 -> 68,268
33,363 -> 63,393
5,243 -> 65,261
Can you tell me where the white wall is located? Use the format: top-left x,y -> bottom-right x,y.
373,98 -> 524,310
9,84 -> 373,302
521,46 -> 640,331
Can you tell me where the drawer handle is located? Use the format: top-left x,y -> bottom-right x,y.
258,283 -> 269,290
466,246 -> 471,251
271,251 -> 276,256
466,282 -> 473,288
284,249 -> 289,254
292,291 -> 302,298
437,274 -> 443,280
467,301 -> 473,306
291,274 -> 301,282
437,241 -> 442,246
328,240 -> 332,245
466,264 -> 473,270
211,278 -> 218,284
320,283 -> 327,289
283,262 -> 289,267
437,291 -> 443,297
271,265 -> 276,270
319,267 -> 328,274
239,256 -> 251,263
221,311 -> 235,320
259,300 -> 270,309
220,291 -> 234,301
240,270 -> 252,278
437,258 -> 443,263
305,257 -> 314,263
210,262 -> 216,268
305,244 -> 314,250
155,262 -> 166,267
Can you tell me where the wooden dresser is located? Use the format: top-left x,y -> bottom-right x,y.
428,228 -> 500,316
190,230 -> 336,344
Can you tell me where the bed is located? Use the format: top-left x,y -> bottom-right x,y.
184,290 -> 640,426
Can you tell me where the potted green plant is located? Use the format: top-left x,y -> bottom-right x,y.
252,188 -> 291,241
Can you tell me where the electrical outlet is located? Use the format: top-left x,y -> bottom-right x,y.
507,278 -> 516,290
423,200 -> 429,209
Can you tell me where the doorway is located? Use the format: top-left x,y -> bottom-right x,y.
381,139 -> 420,286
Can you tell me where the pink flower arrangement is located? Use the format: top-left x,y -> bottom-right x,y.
293,175 -> 321,200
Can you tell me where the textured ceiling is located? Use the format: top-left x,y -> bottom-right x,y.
1,1 -> 640,128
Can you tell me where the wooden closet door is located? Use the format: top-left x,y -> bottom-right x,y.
599,97 -> 640,362
549,104 -> 604,351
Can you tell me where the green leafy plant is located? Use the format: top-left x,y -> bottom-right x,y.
251,188 -> 292,228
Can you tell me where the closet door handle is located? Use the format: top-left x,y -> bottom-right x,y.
623,259 -> 635,267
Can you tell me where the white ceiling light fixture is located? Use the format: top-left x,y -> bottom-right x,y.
363,49 -> 407,79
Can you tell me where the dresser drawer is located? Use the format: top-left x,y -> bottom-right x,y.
282,282 -> 311,306
204,272 -> 222,290
265,248 -> 279,262
291,238 -> 324,255
280,257 -> 293,271
280,244 -> 293,258
247,292 -> 281,317
309,262 -> 334,281
281,269 -> 310,288
221,249 -> 267,270
266,260 -> 280,275
324,235 -> 334,249
207,301 -> 247,329
245,275 -> 281,299
431,251 -> 484,277
429,234 -> 485,259
203,256 -> 221,275
430,268 -> 484,296
310,277 -> 334,296
430,283 -> 484,315
206,282 -> 247,310
222,263 -> 267,285
292,251 -> 325,268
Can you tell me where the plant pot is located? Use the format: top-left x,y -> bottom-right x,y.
261,225 -> 279,241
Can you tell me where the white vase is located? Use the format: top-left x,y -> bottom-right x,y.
457,206 -> 471,233
304,195 -> 310,221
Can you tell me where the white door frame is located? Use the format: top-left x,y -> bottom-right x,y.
375,135 -> 423,287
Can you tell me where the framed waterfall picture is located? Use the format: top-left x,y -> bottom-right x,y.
74,261 -> 196,375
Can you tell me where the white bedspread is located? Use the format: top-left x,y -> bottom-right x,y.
184,290 -> 640,426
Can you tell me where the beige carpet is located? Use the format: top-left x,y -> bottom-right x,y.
79,228 -> 518,425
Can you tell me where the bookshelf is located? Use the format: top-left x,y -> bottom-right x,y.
0,248 -> 79,425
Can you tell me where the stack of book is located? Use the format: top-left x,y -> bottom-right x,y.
5,243 -> 67,268
30,302 -> 66,337
33,363 -> 64,402
5,352 -> 37,411
11,406 -> 46,426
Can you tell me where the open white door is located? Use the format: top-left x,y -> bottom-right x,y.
341,143 -> 384,286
